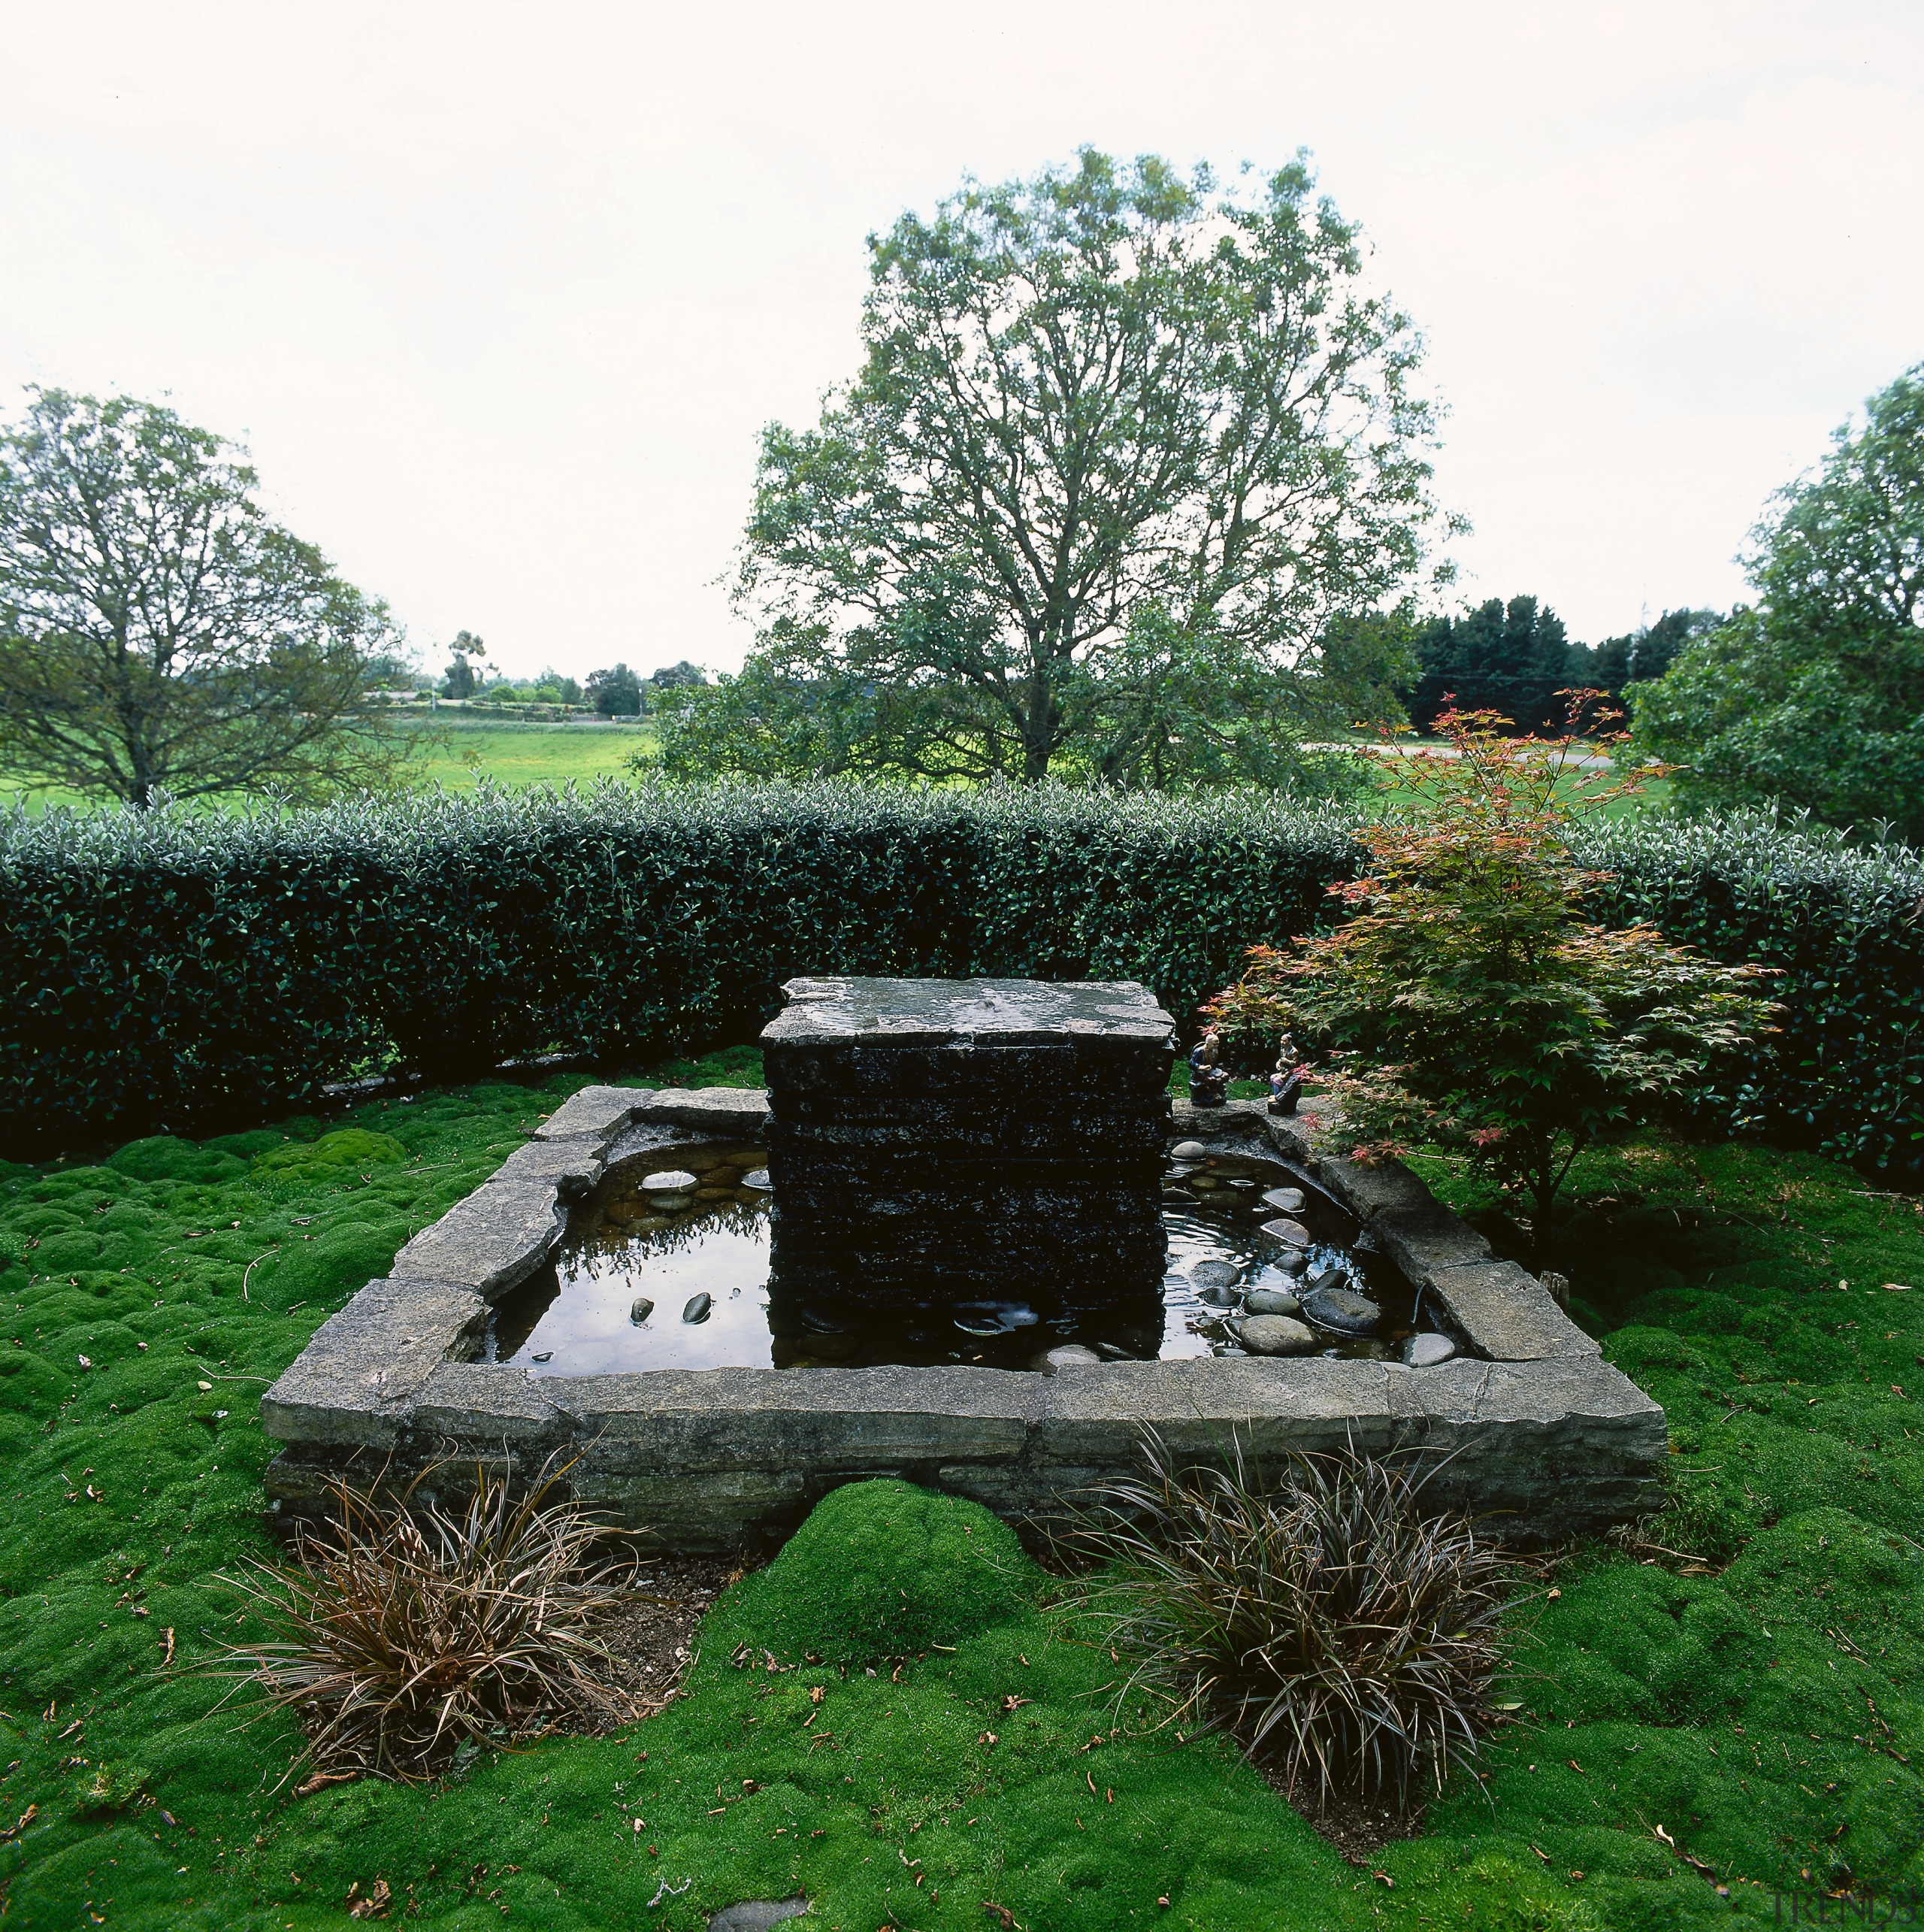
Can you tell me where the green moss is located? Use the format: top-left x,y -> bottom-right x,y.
723,1479 -> 1035,1664
2,1104 -> 1920,1927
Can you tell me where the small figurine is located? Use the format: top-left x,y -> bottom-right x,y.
1267,1034 -> 1303,1116
1188,1029 -> 1230,1108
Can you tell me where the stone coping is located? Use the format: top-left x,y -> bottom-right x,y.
764,976 -> 1175,1048
262,1084 -> 1665,1549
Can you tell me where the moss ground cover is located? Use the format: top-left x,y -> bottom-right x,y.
0,1064 -> 1919,1928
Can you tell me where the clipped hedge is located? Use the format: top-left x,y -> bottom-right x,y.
0,782 -> 1357,1154
2,782 -> 1919,1170
1572,813 -> 1924,1173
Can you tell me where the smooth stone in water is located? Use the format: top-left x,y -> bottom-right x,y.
1093,1342 -> 1133,1360
531,1350 -> 553,1362
641,1169 -> 699,1192
1197,1283 -> 1239,1307
1033,1343 -> 1103,1376
1190,1260 -> 1241,1290
629,1296 -> 655,1325
1271,1249 -> 1309,1276
1225,1177 -> 1257,1190
1258,1217 -> 1311,1248
1306,1267 -> 1348,1297
1171,1140 -> 1209,1160
694,1187 -> 736,1201
1260,1187 -> 1307,1213
1188,1175 -> 1221,1191
743,1169 -> 773,1190
1236,1314 -> 1316,1356
1302,1285 -> 1381,1335
1243,1288 -> 1300,1317
682,1292 -> 713,1323
628,1215 -> 671,1234
1402,1331 -> 1457,1367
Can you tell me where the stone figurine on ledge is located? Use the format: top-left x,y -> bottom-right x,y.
1268,1034 -> 1304,1116
1187,1029 -> 1230,1108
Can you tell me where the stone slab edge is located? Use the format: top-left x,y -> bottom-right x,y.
263,1086 -> 1666,1548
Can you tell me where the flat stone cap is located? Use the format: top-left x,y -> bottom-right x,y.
765,977 -> 1175,1047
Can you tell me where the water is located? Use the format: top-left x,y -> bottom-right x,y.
483,1139 -> 1412,1376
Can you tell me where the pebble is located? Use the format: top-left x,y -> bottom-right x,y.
1235,1314 -> 1316,1356
1093,1342 -> 1133,1361
629,1296 -> 655,1325
1243,1288 -> 1300,1317
1301,1285 -> 1381,1335
1190,1260 -> 1241,1290
743,1169 -> 773,1190
1257,1217 -> 1311,1248
1033,1344 -> 1103,1376
1225,1177 -> 1257,1191
648,1193 -> 694,1211
682,1292 -> 712,1323
641,1169 -> 699,1192
1402,1332 -> 1457,1367
1171,1140 -> 1209,1160
1197,1284 -> 1239,1307
628,1216 -> 671,1234
1189,1175 -> 1221,1191
1306,1267 -> 1348,1296
1260,1187 -> 1307,1213
531,1350 -> 553,1362
1270,1249 -> 1310,1276
694,1187 -> 736,1201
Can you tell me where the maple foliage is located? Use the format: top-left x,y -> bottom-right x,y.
1206,694 -> 1778,1260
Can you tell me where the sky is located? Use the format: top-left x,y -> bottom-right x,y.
1,1 -> 1918,684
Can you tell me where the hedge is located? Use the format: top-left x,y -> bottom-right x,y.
2,782 -> 1919,1170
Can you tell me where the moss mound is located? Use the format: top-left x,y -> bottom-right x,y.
733,1479 -> 1035,1664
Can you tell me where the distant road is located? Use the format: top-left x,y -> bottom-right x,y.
1307,741 -> 1620,771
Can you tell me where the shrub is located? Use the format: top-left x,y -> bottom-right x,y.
1207,704 -> 1778,1261
1057,1434 -> 1512,1810
216,1458 -> 638,1783
1,778 -> 1918,1169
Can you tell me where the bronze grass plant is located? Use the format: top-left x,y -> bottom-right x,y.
1057,1433 -> 1514,1812
216,1455 -> 646,1784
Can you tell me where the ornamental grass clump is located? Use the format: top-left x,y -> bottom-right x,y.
218,1457 -> 642,1783
1060,1434 -> 1512,1812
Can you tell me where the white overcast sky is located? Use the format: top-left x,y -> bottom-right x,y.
2,1 -> 1918,681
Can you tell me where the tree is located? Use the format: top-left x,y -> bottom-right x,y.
1206,698 -> 1775,1263
1631,365 -> 1924,838
0,389 -> 414,807
1580,607 -> 1719,702
585,662 -> 643,716
1405,595 -> 1573,735
442,630 -> 487,699
704,149 -> 1455,788
648,659 -> 706,692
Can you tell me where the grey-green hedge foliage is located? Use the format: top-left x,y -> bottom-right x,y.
2,782 -> 1918,1170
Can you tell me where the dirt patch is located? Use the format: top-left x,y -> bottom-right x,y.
592,1555 -> 747,1721
1263,1773 -> 1428,1863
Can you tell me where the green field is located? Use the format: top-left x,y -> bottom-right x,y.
2,1062 -> 1920,1927
401,715 -> 655,792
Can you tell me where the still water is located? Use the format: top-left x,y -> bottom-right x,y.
483,1140 -> 1411,1376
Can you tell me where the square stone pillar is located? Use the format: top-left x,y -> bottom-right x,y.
759,977 -> 1176,1321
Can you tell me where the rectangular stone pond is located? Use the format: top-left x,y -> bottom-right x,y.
262,977 -> 1667,1549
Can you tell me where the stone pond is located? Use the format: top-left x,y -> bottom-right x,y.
262,977 -> 1666,1549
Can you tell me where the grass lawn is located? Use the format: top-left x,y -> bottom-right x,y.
2,1068 -> 1919,1928
401,716 -> 656,793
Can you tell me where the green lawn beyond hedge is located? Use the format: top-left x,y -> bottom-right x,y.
1,1062 -> 1921,1928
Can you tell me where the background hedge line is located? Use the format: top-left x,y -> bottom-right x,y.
2,782 -> 1919,1170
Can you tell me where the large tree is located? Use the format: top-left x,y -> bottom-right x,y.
1631,365 -> 1924,838
683,150 -> 1454,787
0,389 -> 415,808
1405,594 -> 1574,735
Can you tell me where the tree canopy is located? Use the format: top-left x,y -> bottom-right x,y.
664,149 -> 1454,789
0,389 -> 413,808
1631,364 -> 1924,838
